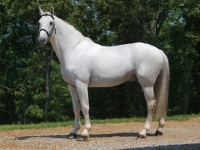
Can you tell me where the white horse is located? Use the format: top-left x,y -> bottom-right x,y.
38,7 -> 169,140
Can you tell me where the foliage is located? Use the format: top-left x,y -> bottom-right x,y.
0,0 -> 200,125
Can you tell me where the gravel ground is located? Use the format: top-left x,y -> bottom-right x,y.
0,117 -> 200,150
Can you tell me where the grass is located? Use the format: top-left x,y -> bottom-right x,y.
0,121 -> 74,132
0,113 -> 199,132
165,113 -> 200,121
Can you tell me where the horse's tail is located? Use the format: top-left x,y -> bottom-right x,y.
154,50 -> 170,118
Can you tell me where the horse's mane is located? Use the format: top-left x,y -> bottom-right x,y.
53,14 -> 88,39
44,12 -> 82,34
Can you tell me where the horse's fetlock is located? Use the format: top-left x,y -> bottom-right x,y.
144,125 -> 150,132
81,128 -> 89,137
159,118 -> 165,126
86,125 -> 91,130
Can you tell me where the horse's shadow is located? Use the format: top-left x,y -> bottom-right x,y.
15,132 -> 155,140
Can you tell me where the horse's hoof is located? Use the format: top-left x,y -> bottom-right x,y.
155,130 -> 163,136
68,133 -> 78,139
77,135 -> 90,141
136,134 -> 146,139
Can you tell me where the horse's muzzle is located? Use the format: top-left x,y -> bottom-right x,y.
38,37 -> 47,47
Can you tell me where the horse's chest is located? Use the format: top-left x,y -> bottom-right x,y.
60,66 -> 75,85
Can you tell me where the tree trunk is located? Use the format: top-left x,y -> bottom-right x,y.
150,0 -> 164,38
183,41 -> 191,114
184,54 -> 189,114
139,0 -> 145,41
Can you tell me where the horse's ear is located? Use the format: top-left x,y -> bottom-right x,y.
50,7 -> 54,15
39,7 -> 44,16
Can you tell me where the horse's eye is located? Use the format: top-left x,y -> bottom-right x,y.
50,22 -> 53,25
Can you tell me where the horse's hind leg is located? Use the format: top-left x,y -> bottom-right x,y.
155,118 -> 165,136
68,84 -> 81,139
138,78 -> 156,138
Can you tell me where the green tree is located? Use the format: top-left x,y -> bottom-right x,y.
0,0 -> 74,124
158,0 -> 200,114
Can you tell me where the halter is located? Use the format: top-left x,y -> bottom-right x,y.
39,14 -> 56,39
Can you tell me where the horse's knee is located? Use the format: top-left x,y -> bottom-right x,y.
81,105 -> 89,114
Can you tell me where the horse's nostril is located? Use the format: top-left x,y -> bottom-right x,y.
43,39 -> 46,42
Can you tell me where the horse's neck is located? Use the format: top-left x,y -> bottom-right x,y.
50,16 -> 84,63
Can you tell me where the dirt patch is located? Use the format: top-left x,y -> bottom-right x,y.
0,117 -> 200,150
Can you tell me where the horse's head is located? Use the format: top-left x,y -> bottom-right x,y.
38,7 -> 56,47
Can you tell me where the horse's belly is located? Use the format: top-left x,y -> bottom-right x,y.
88,71 -> 133,87
88,58 -> 135,87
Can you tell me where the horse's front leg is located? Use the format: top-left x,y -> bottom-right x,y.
68,84 -> 81,139
75,80 -> 91,140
